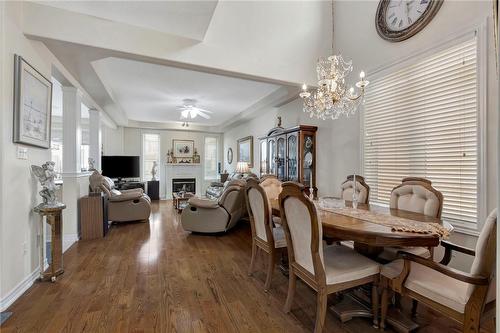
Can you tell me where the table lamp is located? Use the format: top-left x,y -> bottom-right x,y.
235,161 -> 249,174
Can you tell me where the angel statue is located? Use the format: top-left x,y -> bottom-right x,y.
151,161 -> 158,181
31,161 -> 60,206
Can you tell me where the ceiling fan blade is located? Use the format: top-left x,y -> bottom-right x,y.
196,107 -> 213,114
197,111 -> 211,119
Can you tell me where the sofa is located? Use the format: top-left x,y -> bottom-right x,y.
206,172 -> 257,199
89,171 -> 152,223
181,180 -> 246,233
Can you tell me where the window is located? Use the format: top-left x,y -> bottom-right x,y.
142,133 -> 160,181
363,35 -> 479,227
204,137 -> 218,180
50,78 -> 63,177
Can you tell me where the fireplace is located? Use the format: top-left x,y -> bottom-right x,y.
172,178 -> 196,193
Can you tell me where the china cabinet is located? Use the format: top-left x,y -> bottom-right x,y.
259,125 -> 318,196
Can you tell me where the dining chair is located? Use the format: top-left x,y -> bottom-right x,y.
279,182 -> 380,333
380,209 -> 497,333
245,178 -> 287,291
259,175 -> 283,224
340,174 -> 370,204
378,177 -> 444,262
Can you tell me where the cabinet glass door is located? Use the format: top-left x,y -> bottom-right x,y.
268,138 -> 276,175
303,135 -> 314,187
277,136 -> 286,180
287,133 -> 298,181
260,140 -> 267,175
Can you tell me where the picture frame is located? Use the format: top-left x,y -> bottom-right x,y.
172,139 -> 194,158
13,55 -> 53,149
237,136 -> 253,168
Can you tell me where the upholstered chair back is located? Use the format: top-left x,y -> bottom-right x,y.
468,209 -> 497,303
340,175 -> 370,204
260,175 -> 282,201
390,177 -> 443,218
89,171 -> 115,196
245,178 -> 273,244
279,182 -> 325,281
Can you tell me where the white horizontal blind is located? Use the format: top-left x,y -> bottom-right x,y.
363,37 -> 478,225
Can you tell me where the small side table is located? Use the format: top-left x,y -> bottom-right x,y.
172,192 -> 194,213
34,203 -> 66,282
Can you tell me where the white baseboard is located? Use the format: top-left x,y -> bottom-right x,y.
0,235 -> 78,312
0,268 -> 39,312
63,233 -> 79,253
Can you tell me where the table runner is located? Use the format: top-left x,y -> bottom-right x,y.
315,200 -> 450,238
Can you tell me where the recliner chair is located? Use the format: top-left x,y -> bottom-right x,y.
181,180 -> 246,233
89,171 -> 151,223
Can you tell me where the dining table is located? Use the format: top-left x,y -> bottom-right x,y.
269,197 -> 452,332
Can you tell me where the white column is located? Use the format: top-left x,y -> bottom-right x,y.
62,87 -> 82,173
88,108 -> 101,171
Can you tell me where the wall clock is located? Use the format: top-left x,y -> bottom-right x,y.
376,0 -> 443,42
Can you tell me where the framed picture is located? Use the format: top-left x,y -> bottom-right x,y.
237,136 -> 253,168
172,139 -> 194,158
13,55 -> 52,149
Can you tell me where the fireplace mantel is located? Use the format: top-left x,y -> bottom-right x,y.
165,164 -> 203,198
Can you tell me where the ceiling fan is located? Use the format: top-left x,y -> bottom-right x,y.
176,99 -> 213,120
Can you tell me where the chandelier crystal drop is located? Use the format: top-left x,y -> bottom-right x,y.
300,55 -> 369,120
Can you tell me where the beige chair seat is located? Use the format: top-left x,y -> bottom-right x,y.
272,226 -> 287,248
272,216 -> 282,225
323,245 -> 380,285
382,259 -> 470,313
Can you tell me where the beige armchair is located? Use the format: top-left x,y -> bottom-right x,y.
89,171 -> 151,223
380,209 -> 497,332
181,180 -> 246,233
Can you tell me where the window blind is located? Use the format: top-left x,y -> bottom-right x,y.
142,133 -> 160,181
204,137 -> 218,180
363,36 -> 478,225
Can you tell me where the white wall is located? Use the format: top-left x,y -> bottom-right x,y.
101,125 -> 124,155
223,1 -> 498,271
117,127 -> 223,198
0,2 -> 95,310
0,2 -> 55,308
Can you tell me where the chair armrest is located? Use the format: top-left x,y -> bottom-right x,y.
109,191 -> 143,202
398,252 -> 489,285
439,240 -> 475,265
187,197 -> 219,209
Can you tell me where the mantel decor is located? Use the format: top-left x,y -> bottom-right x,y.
13,55 -> 53,148
168,139 -> 198,164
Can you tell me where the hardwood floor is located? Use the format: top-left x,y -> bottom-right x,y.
2,201 -> 495,333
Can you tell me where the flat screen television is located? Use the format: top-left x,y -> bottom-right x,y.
101,156 -> 140,179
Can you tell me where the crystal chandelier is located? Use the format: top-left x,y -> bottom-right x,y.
300,54 -> 369,120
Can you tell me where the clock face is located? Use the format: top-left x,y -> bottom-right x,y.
385,0 -> 430,32
376,0 -> 443,42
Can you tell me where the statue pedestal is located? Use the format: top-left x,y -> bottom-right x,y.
34,203 -> 66,282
